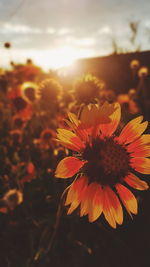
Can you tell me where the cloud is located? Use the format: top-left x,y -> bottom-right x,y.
0,0 -> 150,69
0,23 -> 42,34
64,36 -> 96,47
97,26 -> 112,35
57,28 -> 73,35
46,27 -> 56,34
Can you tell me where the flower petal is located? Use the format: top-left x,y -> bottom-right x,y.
100,102 -> 121,136
81,102 -> 115,125
65,112 -> 90,142
102,187 -> 123,228
130,157 -> 150,174
116,184 -> 137,215
80,184 -> 91,217
55,157 -> 86,178
65,176 -> 88,214
65,112 -> 80,132
79,102 -> 117,137
87,183 -> 103,222
102,187 -> 116,228
124,173 -> 149,190
65,176 -> 88,206
129,145 -> 150,158
57,128 -> 85,152
127,134 -> 150,152
66,112 -> 92,142
118,116 -> 148,144
66,103 -> 118,141
80,182 -> 103,218
68,112 -> 80,128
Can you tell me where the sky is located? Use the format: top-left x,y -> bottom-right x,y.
0,0 -> 150,69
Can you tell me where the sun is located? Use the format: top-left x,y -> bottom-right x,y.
34,46 -> 94,70
47,46 -> 78,69
1,45 -> 94,71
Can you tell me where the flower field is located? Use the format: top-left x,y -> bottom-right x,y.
0,55 -> 150,267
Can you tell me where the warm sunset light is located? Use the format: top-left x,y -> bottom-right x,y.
1,0 -> 150,70
1,45 -> 95,70
0,0 -> 150,266
34,46 -> 95,70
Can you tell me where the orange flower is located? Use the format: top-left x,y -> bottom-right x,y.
11,96 -> 33,120
38,78 -> 62,105
14,64 -> 41,82
20,162 -> 36,184
73,74 -> 105,104
130,59 -> 140,70
38,128 -> 56,149
8,86 -> 33,120
55,102 -> 149,228
7,86 -> 22,100
138,67 -> 149,78
117,94 -> 129,105
12,115 -> 27,129
20,81 -> 38,102
18,102 -> 33,120
3,189 -> 23,211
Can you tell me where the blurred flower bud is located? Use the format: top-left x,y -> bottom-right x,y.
130,59 -> 140,70
3,189 -> 23,211
4,42 -> 11,49
138,67 -> 149,78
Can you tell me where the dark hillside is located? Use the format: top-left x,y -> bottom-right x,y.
70,51 -> 150,94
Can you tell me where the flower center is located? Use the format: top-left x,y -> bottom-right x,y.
42,132 -> 52,141
14,118 -> 24,128
82,137 -> 130,186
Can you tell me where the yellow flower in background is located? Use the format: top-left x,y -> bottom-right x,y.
3,189 -> 23,211
38,78 -> 62,104
138,67 -> 149,78
38,128 -> 56,149
117,94 -> 129,105
73,74 -> 105,104
55,102 -> 149,228
130,59 -> 140,70
21,81 -> 39,102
